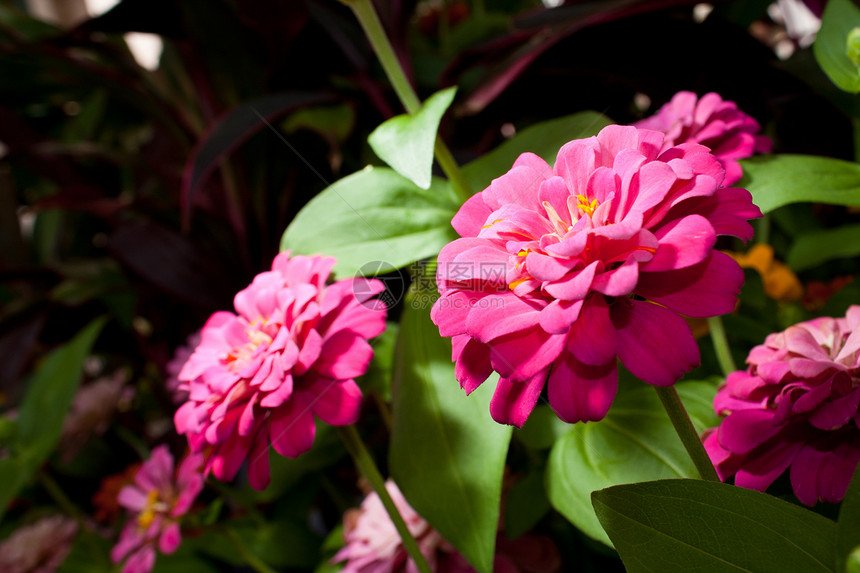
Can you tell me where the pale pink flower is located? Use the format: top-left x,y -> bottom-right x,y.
61,370 -> 131,461
333,480 -> 560,573
165,331 -> 201,403
432,125 -> 761,427
704,305 -> 860,506
111,445 -> 204,573
635,91 -> 771,185
0,515 -> 77,573
174,251 -> 386,490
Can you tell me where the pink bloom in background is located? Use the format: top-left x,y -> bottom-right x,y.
111,445 -> 204,573
0,515 -> 77,573
165,331 -> 201,403
174,251 -> 386,490
635,91 -> 771,185
432,124 -> 761,427
704,305 -> 860,506
333,480 -> 560,573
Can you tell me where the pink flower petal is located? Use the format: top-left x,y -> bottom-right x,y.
268,394 -> 316,458
489,371 -> 548,427
613,300 -> 699,386
547,354 -> 617,423
309,378 -> 363,426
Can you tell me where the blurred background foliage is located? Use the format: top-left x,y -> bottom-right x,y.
1,0 -> 859,570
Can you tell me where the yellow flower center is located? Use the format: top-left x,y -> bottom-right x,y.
137,490 -> 164,530
576,194 -> 599,217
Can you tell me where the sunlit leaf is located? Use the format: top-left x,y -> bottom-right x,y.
368,87 -> 457,189
788,224 -> 860,271
740,154 -> 860,213
280,166 -> 459,277
546,380 -> 719,546
389,292 -> 512,573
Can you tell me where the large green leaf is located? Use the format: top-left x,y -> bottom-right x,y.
592,479 -> 837,573
461,111 -> 613,192
546,380 -> 719,546
740,155 -> 860,213
788,224 -> 860,271
837,465 -> 860,573
368,87 -> 457,189
280,166 -> 459,277
814,0 -> 860,93
0,317 -> 106,522
389,292 -> 512,573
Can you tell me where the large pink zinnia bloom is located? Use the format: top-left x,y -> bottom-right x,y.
111,446 -> 204,573
635,91 -> 772,185
174,251 -> 386,490
704,305 -> 860,506
432,125 -> 761,427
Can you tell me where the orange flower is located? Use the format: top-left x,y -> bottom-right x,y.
728,244 -> 803,302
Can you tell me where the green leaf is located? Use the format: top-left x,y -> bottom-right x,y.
740,155 -> 860,213
461,111 -> 613,192
0,317 -> 106,522
592,479 -> 837,573
389,292 -> 512,573
280,166 -> 459,277
788,224 -> 860,271
837,465 -> 860,572
546,380 -> 719,546
504,469 -> 551,540
359,321 -> 399,402
368,87 -> 457,189
814,0 -> 860,93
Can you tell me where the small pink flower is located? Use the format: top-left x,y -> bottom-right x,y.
704,305 -> 860,506
0,515 -> 77,573
111,445 -> 204,573
635,91 -> 771,185
165,331 -> 201,403
333,480 -> 559,573
174,251 -> 386,490
432,125 -> 761,427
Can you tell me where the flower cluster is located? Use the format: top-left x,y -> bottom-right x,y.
174,251 -> 387,489
704,305 -> 860,506
333,480 -> 560,573
634,91 -> 772,185
111,445 -> 204,573
432,124 -> 761,427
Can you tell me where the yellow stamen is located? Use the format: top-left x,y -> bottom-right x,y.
509,277 -> 530,290
137,490 -> 161,530
542,201 -> 570,233
481,218 -> 505,229
576,194 -> 599,217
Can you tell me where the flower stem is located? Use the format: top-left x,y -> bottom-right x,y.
654,385 -> 720,482
707,315 -> 737,376
337,425 -> 432,573
223,527 -> 279,573
342,0 -> 472,202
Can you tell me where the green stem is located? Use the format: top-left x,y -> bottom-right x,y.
708,315 -> 737,376
39,470 -> 103,560
654,386 -> 720,482
755,214 -> 770,244
338,425 -> 432,573
343,0 -> 472,202
224,527 -> 279,573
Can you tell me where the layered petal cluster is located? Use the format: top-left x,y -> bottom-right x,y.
174,251 -> 386,489
333,480 -> 559,573
111,446 -> 204,573
635,91 -> 772,185
432,125 -> 761,427
704,305 -> 860,506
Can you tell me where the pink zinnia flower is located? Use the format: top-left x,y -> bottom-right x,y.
333,480 -> 560,573
704,305 -> 860,506
165,331 -> 201,403
432,125 -> 761,427
174,251 -> 386,490
635,91 -> 772,185
111,445 -> 204,573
